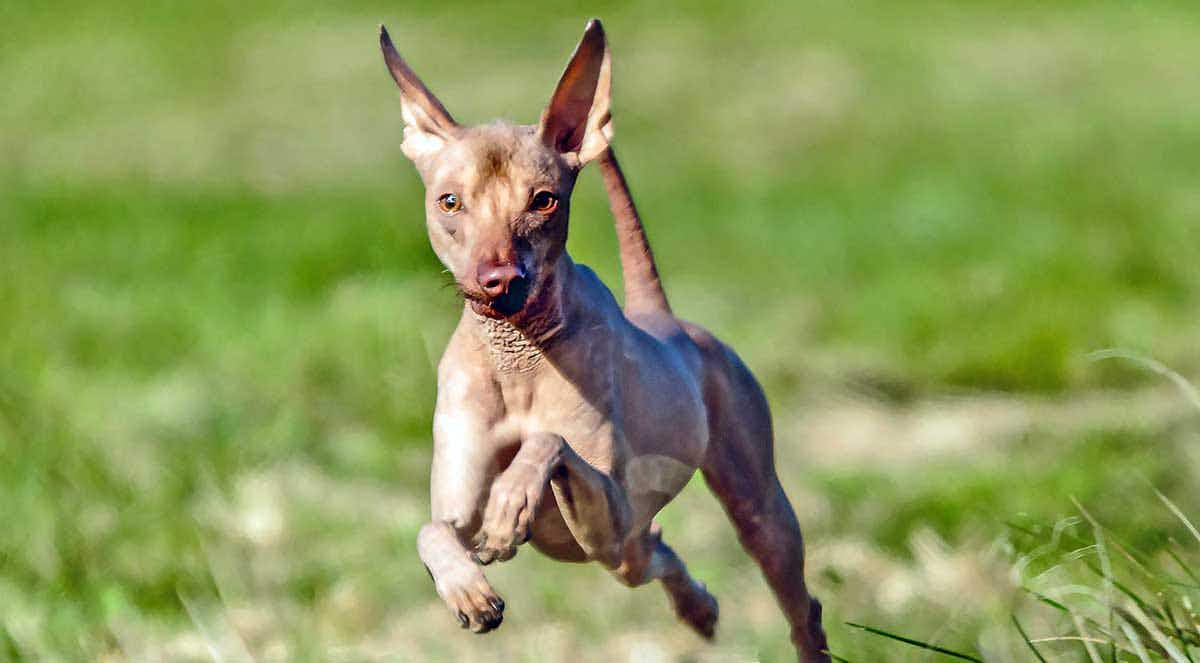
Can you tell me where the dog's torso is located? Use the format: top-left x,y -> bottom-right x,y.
433,259 -> 709,561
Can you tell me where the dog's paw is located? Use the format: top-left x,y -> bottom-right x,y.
670,579 -> 719,640
431,562 -> 505,633
473,461 -> 546,564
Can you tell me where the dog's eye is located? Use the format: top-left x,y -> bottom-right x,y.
437,193 -> 463,214
530,191 -> 558,214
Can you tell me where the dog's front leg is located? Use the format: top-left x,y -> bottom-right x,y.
417,521 -> 504,633
418,384 -> 507,634
474,432 -> 633,568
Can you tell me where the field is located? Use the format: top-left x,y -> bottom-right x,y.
3,1 -> 1200,660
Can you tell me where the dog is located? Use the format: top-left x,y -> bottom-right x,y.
378,19 -> 830,661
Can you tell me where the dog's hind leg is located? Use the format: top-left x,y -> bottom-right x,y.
689,330 -> 829,662
612,522 -> 719,639
703,466 -> 828,662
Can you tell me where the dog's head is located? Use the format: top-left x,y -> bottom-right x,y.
380,20 -> 611,320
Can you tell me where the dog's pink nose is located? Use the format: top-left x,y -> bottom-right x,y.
477,262 -> 527,299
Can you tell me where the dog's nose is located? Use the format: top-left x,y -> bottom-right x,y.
477,262 -> 528,300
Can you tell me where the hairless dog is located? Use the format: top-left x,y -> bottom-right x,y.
379,19 -> 829,661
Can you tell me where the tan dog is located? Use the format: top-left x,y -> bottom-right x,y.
379,19 -> 829,662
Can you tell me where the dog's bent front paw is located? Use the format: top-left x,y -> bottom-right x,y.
473,460 -> 547,564
430,563 -> 506,633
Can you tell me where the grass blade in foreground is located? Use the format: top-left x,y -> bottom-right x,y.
1012,614 -> 1048,662
845,622 -> 984,662
1157,489 -> 1200,546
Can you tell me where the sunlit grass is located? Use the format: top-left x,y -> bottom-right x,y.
2,0 -> 1200,660
842,357 -> 1200,661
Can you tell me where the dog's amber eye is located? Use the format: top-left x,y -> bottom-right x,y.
530,191 -> 558,214
437,193 -> 462,214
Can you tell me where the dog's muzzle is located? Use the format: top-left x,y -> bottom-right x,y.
474,262 -> 531,317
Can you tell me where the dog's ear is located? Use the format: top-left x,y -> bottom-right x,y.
540,19 -> 612,167
380,25 -> 459,161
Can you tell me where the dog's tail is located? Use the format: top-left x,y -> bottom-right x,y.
596,146 -> 671,315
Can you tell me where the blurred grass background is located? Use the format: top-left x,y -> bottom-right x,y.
2,0 -> 1199,660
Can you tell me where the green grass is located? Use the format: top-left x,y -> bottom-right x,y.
2,0 -> 1200,660
853,492 -> 1200,662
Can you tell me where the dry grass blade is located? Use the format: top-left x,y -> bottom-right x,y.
1120,616 -> 1157,663
1124,601 -> 1191,663
1074,497 -> 1120,661
1157,490 -> 1200,547
1029,635 -> 1110,646
1087,349 -> 1200,413
1073,614 -> 1105,663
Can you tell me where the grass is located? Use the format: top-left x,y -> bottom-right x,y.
852,489 -> 1200,662
845,353 -> 1200,661
2,0 -> 1199,660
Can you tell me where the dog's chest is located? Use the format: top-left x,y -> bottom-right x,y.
496,362 -> 616,459
486,335 -> 618,469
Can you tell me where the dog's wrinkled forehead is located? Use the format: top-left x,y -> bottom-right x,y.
431,122 -> 566,192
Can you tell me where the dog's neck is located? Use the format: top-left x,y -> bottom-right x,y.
471,315 -> 545,373
468,254 -> 578,373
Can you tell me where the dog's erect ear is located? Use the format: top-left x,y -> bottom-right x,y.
379,25 -> 459,161
540,19 -> 612,167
